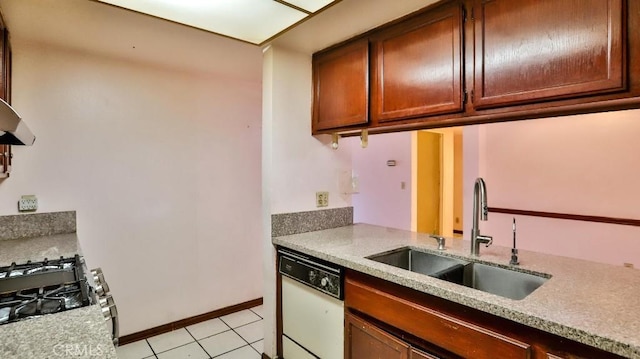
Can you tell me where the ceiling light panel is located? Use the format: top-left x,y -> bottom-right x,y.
281,0 -> 335,13
97,0 -> 309,44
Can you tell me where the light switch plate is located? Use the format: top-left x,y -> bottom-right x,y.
18,195 -> 38,212
316,192 -> 329,207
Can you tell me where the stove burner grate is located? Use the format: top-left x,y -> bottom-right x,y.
0,256 -> 92,325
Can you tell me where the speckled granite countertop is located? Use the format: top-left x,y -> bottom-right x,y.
273,224 -> 640,359
0,305 -> 117,358
0,230 -> 117,358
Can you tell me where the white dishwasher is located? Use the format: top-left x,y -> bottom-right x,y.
278,249 -> 344,359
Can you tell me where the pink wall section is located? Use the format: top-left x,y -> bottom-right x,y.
6,41 -> 263,336
347,132 -> 412,231
474,109 -> 640,267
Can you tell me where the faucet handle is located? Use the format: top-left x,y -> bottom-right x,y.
429,235 -> 446,250
477,234 -> 493,247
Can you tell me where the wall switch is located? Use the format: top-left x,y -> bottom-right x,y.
316,192 -> 329,207
18,195 -> 38,212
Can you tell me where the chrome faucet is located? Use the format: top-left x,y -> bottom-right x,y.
471,178 -> 493,256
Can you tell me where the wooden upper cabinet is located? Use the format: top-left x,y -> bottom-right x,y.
0,28 -> 8,102
473,0 -> 627,109
312,38 -> 369,133
371,4 -> 464,123
0,26 -> 11,177
345,312 -> 410,359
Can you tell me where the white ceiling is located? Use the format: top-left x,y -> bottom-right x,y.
0,0 -> 438,76
271,0 -> 439,54
95,0 -> 338,45
0,0 -> 263,80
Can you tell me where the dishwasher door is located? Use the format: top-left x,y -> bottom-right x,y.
282,276 -> 344,358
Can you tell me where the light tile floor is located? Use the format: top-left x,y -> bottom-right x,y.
117,306 -> 264,359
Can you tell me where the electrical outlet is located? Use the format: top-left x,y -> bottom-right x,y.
316,192 -> 329,207
18,195 -> 38,212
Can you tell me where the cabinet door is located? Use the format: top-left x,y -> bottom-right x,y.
345,312 -> 410,359
312,39 -> 369,132
371,4 -> 463,123
473,0 -> 626,109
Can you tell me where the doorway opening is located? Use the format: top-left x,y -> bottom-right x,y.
411,127 -> 463,237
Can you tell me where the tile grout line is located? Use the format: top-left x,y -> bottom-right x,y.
219,316 -> 263,356
185,326 -> 214,359
145,339 -> 158,359
147,329 -> 202,357
185,325 -> 249,358
249,307 -> 263,319
245,307 -> 265,355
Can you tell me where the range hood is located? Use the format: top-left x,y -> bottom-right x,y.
0,98 -> 35,145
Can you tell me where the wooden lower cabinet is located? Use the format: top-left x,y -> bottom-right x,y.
345,269 -> 625,359
346,312 -> 410,359
346,312 -> 445,359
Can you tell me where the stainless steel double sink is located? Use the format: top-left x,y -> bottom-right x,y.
367,247 -> 550,300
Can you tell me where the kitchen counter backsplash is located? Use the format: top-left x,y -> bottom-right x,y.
0,233 -> 79,267
0,211 -> 76,241
272,206 -> 353,237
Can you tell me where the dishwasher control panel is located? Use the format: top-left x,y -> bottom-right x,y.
278,249 -> 343,299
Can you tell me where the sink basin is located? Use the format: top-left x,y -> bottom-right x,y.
442,262 -> 549,300
367,247 -> 549,300
367,247 -> 467,277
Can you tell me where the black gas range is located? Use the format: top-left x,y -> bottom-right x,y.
0,255 -> 93,325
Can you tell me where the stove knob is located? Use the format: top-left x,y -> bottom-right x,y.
91,271 -> 111,295
95,280 -> 110,296
321,277 -> 329,287
90,268 -> 103,277
99,295 -> 117,320
308,270 -> 317,283
99,295 -> 118,321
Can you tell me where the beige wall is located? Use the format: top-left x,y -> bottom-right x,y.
4,40 -> 263,335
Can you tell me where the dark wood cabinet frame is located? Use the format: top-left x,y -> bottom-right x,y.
345,269 -> 626,359
0,13 -> 11,177
312,0 -> 640,136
